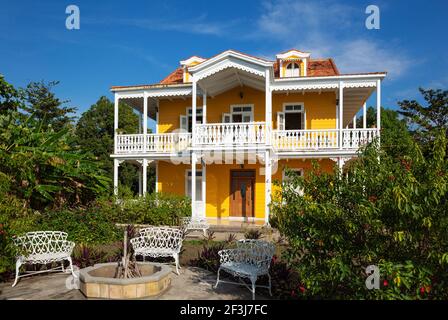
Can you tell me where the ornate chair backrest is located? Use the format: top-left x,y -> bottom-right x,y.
237,239 -> 275,270
13,231 -> 69,256
138,227 -> 183,252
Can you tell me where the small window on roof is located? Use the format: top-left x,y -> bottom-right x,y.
285,62 -> 300,77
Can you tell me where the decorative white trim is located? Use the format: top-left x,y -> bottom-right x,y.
115,87 -> 193,99
194,58 -> 266,82
180,56 -> 206,66
189,50 -> 273,74
276,50 -> 311,60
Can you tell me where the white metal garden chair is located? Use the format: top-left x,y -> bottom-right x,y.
214,239 -> 275,300
12,231 -> 76,287
130,226 -> 184,274
180,216 -> 210,237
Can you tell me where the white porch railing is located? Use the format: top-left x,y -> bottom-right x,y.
272,129 -> 339,150
272,128 -> 379,151
341,128 -> 379,149
115,133 -> 191,154
115,128 -> 379,154
194,122 -> 269,146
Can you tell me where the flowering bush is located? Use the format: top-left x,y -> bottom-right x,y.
271,132 -> 448,299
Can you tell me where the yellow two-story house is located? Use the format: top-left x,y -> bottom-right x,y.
111,49 -> 386,224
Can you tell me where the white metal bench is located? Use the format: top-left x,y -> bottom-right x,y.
12,231 -> 76,287
214,239 -> 275,300
130,226 -> 184,274
180,217 -> 210,237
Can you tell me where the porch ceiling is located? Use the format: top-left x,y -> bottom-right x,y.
342,87 -> 375,126
198,67 -> 265,97
119,97 -> 157,120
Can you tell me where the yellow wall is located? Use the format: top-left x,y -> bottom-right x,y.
206,86 -> 266,123
157,159 -> 335,219
156,87 -> 339,219
157,85 -> 266,133
158,88 -> 337,132
272,91 -> 337,129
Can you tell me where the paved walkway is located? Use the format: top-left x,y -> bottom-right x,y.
0,267 -> 269,300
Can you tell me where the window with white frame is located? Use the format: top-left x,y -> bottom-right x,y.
231,105 -> 253,123
282,168 -> 304,195
180,108 -> 203,132
186,170 -> 202,201
277,103 -> 305,130
285,62 -> 300,77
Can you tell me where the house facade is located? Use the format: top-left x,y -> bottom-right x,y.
111,49 -> 386,224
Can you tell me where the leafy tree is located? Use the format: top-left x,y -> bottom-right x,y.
398,88 -> 448,146
0,75 -> 21,114
271,131 -> 448,299
0,110 -> 110,210
20,80 -> 77,130
75,96 -> 154,194
357,107 -> 414,158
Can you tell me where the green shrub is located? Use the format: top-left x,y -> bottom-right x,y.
271,132 -> 448,299
40,206 -> 121,245
101,192 -> 191,226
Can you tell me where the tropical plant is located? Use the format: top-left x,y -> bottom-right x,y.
0,110 -> 110,209
271,131 -> 448,299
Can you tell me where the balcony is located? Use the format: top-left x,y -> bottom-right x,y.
114,126 -> 379,155
115,132 -> 191,154
272,128 -> 379,151
193,122 -> 269,147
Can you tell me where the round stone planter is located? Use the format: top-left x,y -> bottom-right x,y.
79,262 -> 171,299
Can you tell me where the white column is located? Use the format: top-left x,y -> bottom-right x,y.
265,68 -> 272,145
335,90 -> 339,129
264,150 -> 272,225
192,78 -> 197,144
114,94 -> 119,154
191,152 -> 197,217
376,80 -> 381,131
363,102 -> 367,129
143,93 -> 148,152
142,159 -> 148,196
113,159 -> 119,195
201,159 -> 206,218
156,99 -> 159,134
353,115 -> 357,129
338,81 -> 344,149
202,91 -> 207,124
265,69 -> 272,126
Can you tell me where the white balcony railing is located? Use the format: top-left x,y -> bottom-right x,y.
193,122 -> 269,146
272,128 -> 379,151
115,133 -> 191,154
272,129 -> 339,150
114,127 -> 379,154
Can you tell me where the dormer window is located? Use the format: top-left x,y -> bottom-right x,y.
286,62 -> 300,77
180,56 -> 206,83
276,49 -> 310,78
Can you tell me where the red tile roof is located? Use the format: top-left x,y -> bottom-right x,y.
308,58 -> 339,76
159,58 -> 340,85
111,51 -> 386,90
160,67 -> 184,84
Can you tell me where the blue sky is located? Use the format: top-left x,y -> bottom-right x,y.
1,0 -> 447,127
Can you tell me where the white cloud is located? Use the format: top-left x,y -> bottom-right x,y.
256,0 -> 413,78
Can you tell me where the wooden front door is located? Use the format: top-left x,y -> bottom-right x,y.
230,170 -> 255,217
